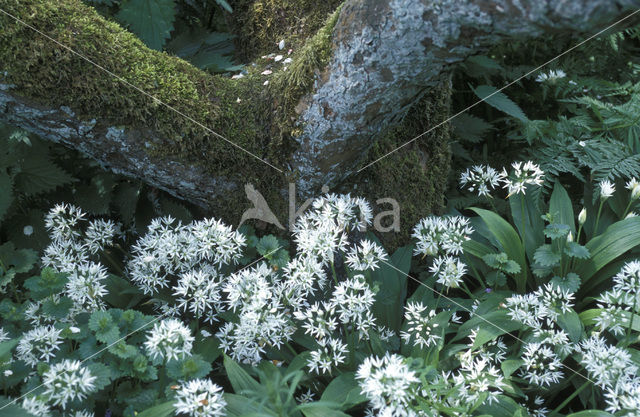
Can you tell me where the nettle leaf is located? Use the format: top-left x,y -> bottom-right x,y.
166,354 -> 211,379
544,223 -> 571,240
0,242 -> 38,274
256,235 -> 279,256
550,273 -> 581,293
472,85 -> 528,122
117,0 -> 177,50
564,241 -> 590,259
533,245 -> 561,267
89,310 -> 121,343
109,341 -> 139,359
486,271 -> 507,287
41,296 -> 73,319
13,156 -> 73,196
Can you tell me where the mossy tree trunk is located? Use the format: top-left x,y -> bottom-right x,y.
0,0 -> 638,224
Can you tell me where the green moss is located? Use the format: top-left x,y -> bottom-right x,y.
228,0 -> 343,61
0,0 -> 290,221
340,81 -> 452,251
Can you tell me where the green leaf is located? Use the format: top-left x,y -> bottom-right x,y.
166,354 -> 211,379
0,339 -> 18,362
215,0 -> 233,12
550,273 -> 581,293
223,394 -> 266,417
86,362 -> 112,391
297,402 -> 351,417
509,193 -> 545,260
451,113 -> 493,143
455,309 -> 520,343
41,296 -> 73,319
470,208 -> 527,292
0,242 -> 38,274
556,310 -> 583,343
501,359 -> 523,378
136,401 -> 176,417
321,372 -> 367,409
533,245 -> 561,267
13,156 -> 73,196
564,241 -> 590,259
223,355 -> 261,394
0,173 -> 13,222
117,0 -> 177,50
566,411 -> 614,417
89,310 -> 121,344
549,182 -> 576,235
256,235 -> 279,256
575,217 -> 640,290
472,85 -> 528,122
544,223 -> 570,240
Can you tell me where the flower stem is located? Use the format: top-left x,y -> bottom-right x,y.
552,380 -> 590,413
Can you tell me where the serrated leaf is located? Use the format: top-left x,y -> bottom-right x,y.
544,223 -> 570,240
13,157 -> 73,196
256,235 -> 279,256
86,362 -> 112,391
533,245 -> 561,267
41,296 -> 73,319
166,354 -> 211,379
117,0 -> 177,50
0,173 -> 13,222
452,113 -> 493,144
550,273 -> 581,293
564,241 -> 590,259
472,85 -> 528,122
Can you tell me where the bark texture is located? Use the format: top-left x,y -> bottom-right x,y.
1,0 -> 639,216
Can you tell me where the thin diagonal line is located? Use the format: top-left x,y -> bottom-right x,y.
0,8 -> 284,174
0,246 -> 283,410
358,9 -> 640,173
379,258 -> 597,386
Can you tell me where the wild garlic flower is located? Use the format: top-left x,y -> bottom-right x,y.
400,302 -> 441,348
520,342 -> 564,386
356,353 -> 420,416
534,283 -> 574,321
0,327 -> 9,343
505,293 -> 542,328
412,216 -> 473,257
452,357 -> 506,405
16,325 -> 63,366
44,203 -> 86,242
144,318 -> 194,362
83,219 -> 119,254
128,216 -> 245,295
294,302 -> 338,341
345,239 -> 388,271
599,179 -> 615,200
613,260 -> 640,293
173,379 -> 226,417
67,411 -> 94,417
429,256 -> 467,289
595,261 -> 640,335
65,262 -> 109,311
42,239 -> 89,275
329,275 -> 376,325
308,337 -> 348,375
501,161 -> 544,196
626,177 -> 640,200
535,69 -> 566,83
459,165 -> 504,197
577,335 -> 637,389
460,329 -> 507,366
603,375 -> 640,415
296,389 -> 315,404
42,360 -> 96,409
173,269 -> 223,323
21,396 -> 52,417
281,256 -> 326,298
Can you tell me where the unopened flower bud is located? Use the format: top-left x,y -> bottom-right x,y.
567,231 -> 573,242
578,208 -> 587,225
625,212 -> 637,219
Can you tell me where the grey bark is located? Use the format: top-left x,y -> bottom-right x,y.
2,0 -> 639,205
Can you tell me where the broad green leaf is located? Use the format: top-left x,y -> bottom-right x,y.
472,85 -> 528,122
117,0 -> 177,50
321,372 -> 367,409
223,355 -> 261,394
556,310 -> 583,343
501,359 -> 523,378
136,401 -> 175,417
0,339 -> 18,361
574,217 -> 640,287
550,273 -> 581,293
470,208 -> 528,292
564,242 -> 590,259
0,242 -> 38,274
475,394 -> 527,417
455,309 -> 520,343
297,402 -> 351,417
452,113 -> 493,143
566,411 -> 614,417
223,394 -> 268,417
510,193 -> 544,260
368,233 -> 412,331
549,182 -> 576,234
166,354 -> 211,379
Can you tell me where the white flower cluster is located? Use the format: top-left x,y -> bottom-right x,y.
173,378 -> 226,417
128,216 -> 246,296
459,164 -> 505,197
41,204 -> 119,313
501,161 -> 545,197
42,359 -> 97,409
595,260 -> 640,335
412,215 -> 473,290
399,301 -> 441,348
577,335 -> 640,414
535,69 -> 566,83
15,325 -> 63,367
144,318 -> 195,362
